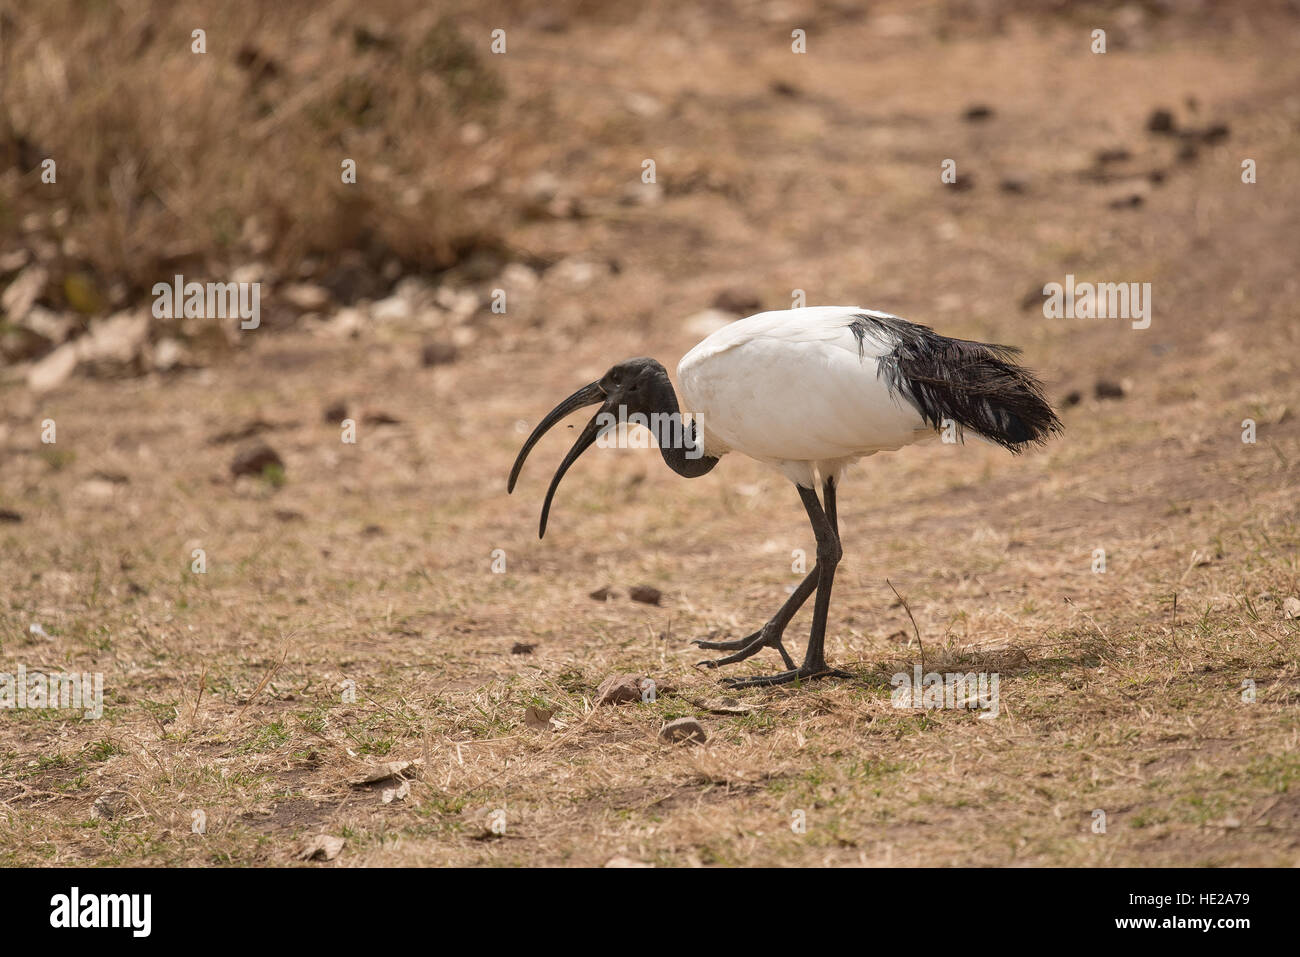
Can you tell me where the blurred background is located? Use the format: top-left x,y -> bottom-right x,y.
1,1 -> 1299,866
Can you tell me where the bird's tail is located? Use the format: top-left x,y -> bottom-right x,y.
884,332 -> 1062,453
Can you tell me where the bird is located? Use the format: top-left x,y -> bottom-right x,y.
508,306 -> 1061,688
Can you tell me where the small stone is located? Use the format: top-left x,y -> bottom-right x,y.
963,104 -> 994,122
499,262 -> 540,292
711,288 -> 762,316
153,337 -> 187,371
27,341 -> 78,393
0,248 -> 30,273
594,674 -> 643,706
1283,597 -> 1300,620
1146,108 -> 1176,134
659,717 -> 707,745
281,283 -> 331,311
230,442 -> 284,477
589,586 -> 616,601
297,834 -> 345,861
524,706 -> 554,730
372,295 -> 412,323
421,341 -> 458,367
0,264 -> 48,320
629,585 -> 662,606
323,399 -> 348,422
1094,379 -> 1125,400
511,642 -> 536,655
22,306 -> 75,344
77,310 -> 149,372
1107,192 -> 1144,209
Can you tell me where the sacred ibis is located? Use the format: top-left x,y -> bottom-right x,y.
508,307 -> 1061,687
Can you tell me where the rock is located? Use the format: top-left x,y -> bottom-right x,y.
372,295 -> 412,323
354,759 -> 422,785
381,780 -> 411,804
523,171 -> 562,206
524,706 -> 554,730
1,324 -> 51,362
594,673 -> 677,706
1283,597 -> 1300,620
711,288 -> 762,315
326,307 -> 366,339
594,674 -> 643,706
231,262 -> 270,285
659,717 -> 707,745
683,308 -> 735,337
153,337 -> 187,371
77,310 -> 150,373
281,283 -> 331,311
0,248 -> 30,273
230,442 -> 284,477
22,305 -> 75,344
511,642 -> 536,655
1094,379 -> 1125,400
323,399 -> 349,422
297,834 -> 345,861
420,341 -> 458,367
589,586 -> 617,601
1146,108 -> 1176,134
521,172 -> 581,218
499,262 -> 540,292
629,585 -> 662,606
433,286 -> 479,320
1,264 -> 48,320
549,258 -> 615,288
963,104 -> 994,122
0,509 -> 22,523
1062,390 -> 1083,407
26,341 -> 79,393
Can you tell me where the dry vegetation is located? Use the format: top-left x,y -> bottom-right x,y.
2,1 -> 1299,866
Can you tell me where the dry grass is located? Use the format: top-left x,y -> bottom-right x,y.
1,1 -> 1299,866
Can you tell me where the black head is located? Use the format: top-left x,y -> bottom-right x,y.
507,357 -> 672,538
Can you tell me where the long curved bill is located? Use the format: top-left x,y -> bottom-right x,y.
507,381 -> 608,538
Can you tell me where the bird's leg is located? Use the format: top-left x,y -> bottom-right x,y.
693,569 -> 815,671
721,478 -> 852,688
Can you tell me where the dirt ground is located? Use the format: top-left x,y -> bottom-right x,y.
2,2 -> 1299,866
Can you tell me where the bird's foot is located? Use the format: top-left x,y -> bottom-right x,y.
720,663 -> 852,689
694,625 -> 796,671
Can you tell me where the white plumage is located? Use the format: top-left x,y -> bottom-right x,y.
678,307 -> 933,487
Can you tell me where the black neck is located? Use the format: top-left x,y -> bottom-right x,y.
640,369 -> 720,479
